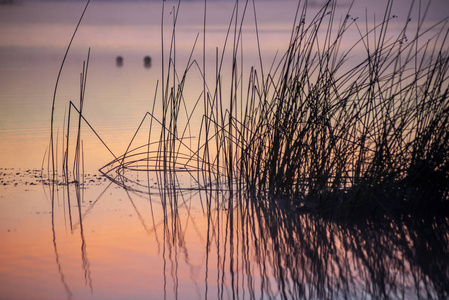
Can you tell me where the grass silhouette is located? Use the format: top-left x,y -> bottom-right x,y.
51,0 -> 449,220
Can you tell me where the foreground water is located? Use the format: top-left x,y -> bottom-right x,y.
1,168 -> 448,299
1,0 -> 448,299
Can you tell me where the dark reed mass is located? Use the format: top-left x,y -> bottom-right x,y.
236,0 -> 449,219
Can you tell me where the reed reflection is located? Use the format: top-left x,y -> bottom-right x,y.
46,142 -> 448,300
199,190 -> 449,299
113,165 -> 446,300
50,183 -> 74,300
93,117 -> 449,299
48,175 -> 94,299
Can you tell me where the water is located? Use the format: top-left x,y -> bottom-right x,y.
0,0 -> 448,299
0,0 -> 306,170
1,0 -> 447,168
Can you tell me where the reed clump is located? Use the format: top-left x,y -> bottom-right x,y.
200,0 -> 449,218
54,0 -> 449,219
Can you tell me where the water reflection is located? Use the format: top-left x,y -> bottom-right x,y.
51,214 -> 73,300
237,198 -> 449,299
198,190 -> 449,299
49,174 -> 95,299
53,165 -> 447,299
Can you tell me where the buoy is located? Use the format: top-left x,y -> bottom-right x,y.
144,56 -> 152,68
116,56 -> 123,67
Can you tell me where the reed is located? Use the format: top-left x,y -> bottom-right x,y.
52,0 -> 449,219
203,0 -> 449,218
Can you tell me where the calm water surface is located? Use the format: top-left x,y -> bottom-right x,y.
0,0 -> 448,299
